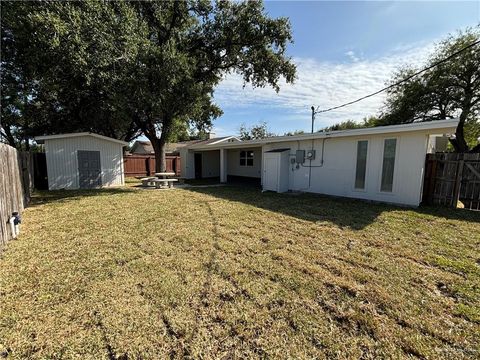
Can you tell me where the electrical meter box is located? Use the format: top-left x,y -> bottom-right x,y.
306,150 -> 316,160
295,150 -> 305,163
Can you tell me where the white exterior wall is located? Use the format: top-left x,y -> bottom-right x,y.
227,148 -> 262,178
179,148 -> 194,179
263,130 -> 430,206
45,136 -> 125,190
201,150 -> 220,178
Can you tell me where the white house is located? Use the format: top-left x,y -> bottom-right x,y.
35,132 -> 128,190
179,119 -> 459,206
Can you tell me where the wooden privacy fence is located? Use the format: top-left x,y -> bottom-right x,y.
423,153 -> 480,210
0,143 -> 33,247
123,155 -> 181,177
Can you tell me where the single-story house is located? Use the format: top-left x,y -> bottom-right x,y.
35,132 -> 128,190
179,119 -> 458,206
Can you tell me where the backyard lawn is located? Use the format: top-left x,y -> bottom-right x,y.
0,182 -> 479,359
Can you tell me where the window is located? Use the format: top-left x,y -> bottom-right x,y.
240,150 -> 254,166
355,140 -> 368,189
380,138 -> 397,192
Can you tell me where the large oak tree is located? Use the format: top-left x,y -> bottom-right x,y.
1,0 -> 296,171
380,27 -> 480,152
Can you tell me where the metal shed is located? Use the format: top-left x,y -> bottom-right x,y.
35,132 -> 128,190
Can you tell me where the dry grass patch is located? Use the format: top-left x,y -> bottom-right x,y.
0,183 -> 479,359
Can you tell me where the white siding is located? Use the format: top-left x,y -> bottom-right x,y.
201,150 -> 220,178
45,135 -> 125,190
179,148 -> 194,179
263,130 -> 430,206
227,148 -> 262,178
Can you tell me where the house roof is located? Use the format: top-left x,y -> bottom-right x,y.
187,119 -> 459,150
35,132 -> 128,146
186,136 -> 240,146
131,136 -> 240,154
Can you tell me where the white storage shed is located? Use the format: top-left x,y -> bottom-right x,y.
35,132 -> 128,190
263,149 -> 290,192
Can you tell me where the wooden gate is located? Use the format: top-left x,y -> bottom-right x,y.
423,153 -> 480,210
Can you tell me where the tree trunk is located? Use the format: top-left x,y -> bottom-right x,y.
452,108 -> 470,153
147,137 -> 166,173
145,131 -> 170,173
143,117 -> 173,174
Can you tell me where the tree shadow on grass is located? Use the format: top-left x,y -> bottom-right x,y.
185,186 -> 479,230
29,187 -> 137,208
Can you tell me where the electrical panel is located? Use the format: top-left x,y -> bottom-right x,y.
295,150 -> 305,163
306,150 -> 316,160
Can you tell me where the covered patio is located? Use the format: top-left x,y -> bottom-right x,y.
181,145 -> 263,186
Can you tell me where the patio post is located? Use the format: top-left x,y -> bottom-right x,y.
220,148 -> 227,183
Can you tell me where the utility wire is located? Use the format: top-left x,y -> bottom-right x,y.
313,39 -> 480,115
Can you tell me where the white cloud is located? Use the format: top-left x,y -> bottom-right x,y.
214,42 -> 435,128
345,50 -> 360,62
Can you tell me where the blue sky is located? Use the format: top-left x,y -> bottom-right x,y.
212,1 -> 480,137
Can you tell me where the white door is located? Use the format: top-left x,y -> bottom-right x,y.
263,154 -> 278,191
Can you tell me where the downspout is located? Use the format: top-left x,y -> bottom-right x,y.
309,107 -> 314,188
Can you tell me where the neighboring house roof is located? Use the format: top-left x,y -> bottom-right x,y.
130,136 -> 240,154
186,119 -> 459,150
35,132 -> 128,146
130,141 -> 155,154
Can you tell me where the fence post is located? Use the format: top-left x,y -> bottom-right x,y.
423,157 -> 437,205
451,158 -> 464,208
145,157 -> 150,176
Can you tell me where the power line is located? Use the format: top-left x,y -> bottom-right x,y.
313,39 -> 480,115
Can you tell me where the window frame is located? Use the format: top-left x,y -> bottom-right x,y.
378,137 -> 399,194
353,139 -> 369,192
239,149 -> 254,167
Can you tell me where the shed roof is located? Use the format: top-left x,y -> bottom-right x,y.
35,132 -> 128,146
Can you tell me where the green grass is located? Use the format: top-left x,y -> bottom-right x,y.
0,181 -> 479,359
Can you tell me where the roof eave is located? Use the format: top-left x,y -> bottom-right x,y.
35,132 -> 128,146
185,119 -> 459,151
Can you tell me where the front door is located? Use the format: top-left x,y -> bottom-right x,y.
194,153 -> 202,179
77,150 -> 102,189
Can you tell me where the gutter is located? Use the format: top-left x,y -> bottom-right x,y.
186,118 -> 459,151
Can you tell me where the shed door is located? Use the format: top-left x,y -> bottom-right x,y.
77,150 -> 102,189
263,153 -> 278,191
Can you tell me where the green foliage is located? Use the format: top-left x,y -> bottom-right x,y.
1,0 -> 296,168
321,116 -> 378,132
239,121 -> 276,140
284,130 -> 305,136
380,26 -> 480,152
1,1 -> 143,146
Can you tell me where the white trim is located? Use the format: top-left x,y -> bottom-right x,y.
35,132 -> 128,146
186,119 -> 458,151
208,136 -> 241,145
